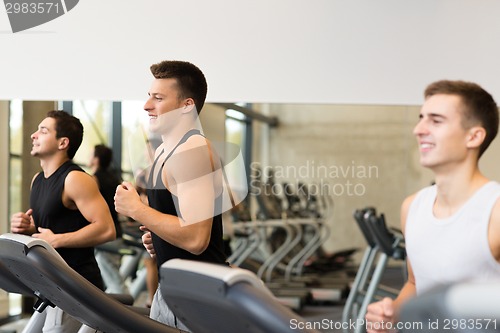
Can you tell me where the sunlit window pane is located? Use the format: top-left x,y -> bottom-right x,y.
121,101 -> 151,183
72,100 -> 113,168
8,100 -> 23,317
8,100 -> 23,221
9,99 -> 23,155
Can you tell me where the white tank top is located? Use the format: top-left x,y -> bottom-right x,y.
405,181 -> 500,295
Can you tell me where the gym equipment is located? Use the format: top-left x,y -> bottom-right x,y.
0,254 -> 50,333
160,258 -> 321,333
0,233 -> 324,333
0,260 -> 33,296
342,208 -> 379,332
261,218 -> 349,305
95,221 -> 151,300
342,208 -> 405,333
399,282 -> 500,333
0,233 -> 184,333
242,219 -> 313,311
228,222 -> 261,267
232,170 -> 356,310
229,218 -> 349,311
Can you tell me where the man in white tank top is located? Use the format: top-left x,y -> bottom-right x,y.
365,80 -> 500,333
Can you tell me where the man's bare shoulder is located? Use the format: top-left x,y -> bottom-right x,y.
489,194 -> 500,226
65,169 -> 93,181
168,134 -> 216,169
175,133 -> 208,152
402,192 -> 418,214
487,191 -> 500,261
64,170 -> 98,194
401,192 -> 419,233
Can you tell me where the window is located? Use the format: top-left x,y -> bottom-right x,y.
71,100 -> 113,169
225,107 -> 252,169
9,100 -> 23,224
8,100 -> 22,317
225,107 -> 252,212
121,101 -> 151,183
225,109 -> 247,147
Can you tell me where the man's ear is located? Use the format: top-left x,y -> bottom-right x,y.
182,98 -> 196,114
466,126 -> 486,149
58,137 -> 70,150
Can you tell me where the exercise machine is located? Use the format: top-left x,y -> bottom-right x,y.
0,233 -> 183,333
399,281 -> 500,333
0,260 -> 33,296
95,221 -> 152,300
342,208 -> 405,333
0,233 -> 323,332
160,258 -> 321,333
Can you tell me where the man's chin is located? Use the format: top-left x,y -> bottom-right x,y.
148,125 -> 159,134
149,123 -> 170,135
419,159 -> 437,169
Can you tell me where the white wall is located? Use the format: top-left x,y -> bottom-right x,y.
1,0 -> 500,104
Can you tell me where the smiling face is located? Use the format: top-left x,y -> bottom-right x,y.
30,117 -> 64,158
143,78 -> 186,134
413,94 -> 478,171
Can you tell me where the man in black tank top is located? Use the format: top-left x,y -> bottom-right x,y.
10,111 -> 116,333
114,61 -> 227,331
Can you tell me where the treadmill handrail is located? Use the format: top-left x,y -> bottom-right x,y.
0,233 -> 65,262
355,208 -> 377,248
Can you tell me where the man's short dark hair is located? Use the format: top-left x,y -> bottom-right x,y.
425,80 -> 499,157
46,110 -> 84,159
150,60 -> 208,114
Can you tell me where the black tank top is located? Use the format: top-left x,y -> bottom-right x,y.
147,130 -> 227,270
30,160 -> 104,289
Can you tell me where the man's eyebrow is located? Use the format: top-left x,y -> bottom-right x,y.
419,112 -> 447,120
428,113 -> 447,119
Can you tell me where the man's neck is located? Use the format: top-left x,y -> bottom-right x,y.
432,165 -> 489,218
40,155 -> 70,178
160,119 -> 202,155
